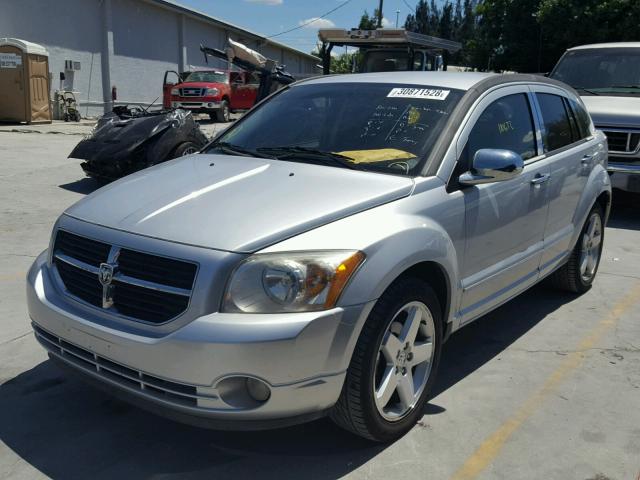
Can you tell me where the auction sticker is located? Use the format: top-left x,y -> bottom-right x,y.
0,53 -> 22,68
387,87 -> 450,100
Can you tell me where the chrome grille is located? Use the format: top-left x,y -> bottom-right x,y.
602,129 -> 640,154
179,88 -> 204,97
52,230 -> 197,324
33,324 -> 203,406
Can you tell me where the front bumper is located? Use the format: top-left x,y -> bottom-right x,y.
27,250 -> 374,428
171,100 -> 221,112
609,162 -> 640,193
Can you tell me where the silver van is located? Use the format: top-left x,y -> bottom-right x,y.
27,72 -> 611,441
551,42 -> 640,194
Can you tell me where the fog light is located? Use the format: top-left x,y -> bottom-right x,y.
246,377 -> 271,402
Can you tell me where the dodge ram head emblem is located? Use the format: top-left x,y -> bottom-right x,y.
98,263 -> 116,309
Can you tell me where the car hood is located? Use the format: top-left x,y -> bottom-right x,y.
581,95 -> 640,128
175,81 -> 226,89
65,154 -> 414,253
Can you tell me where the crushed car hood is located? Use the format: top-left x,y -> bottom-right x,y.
64,155 -> 414,252
581,95 -> 640,128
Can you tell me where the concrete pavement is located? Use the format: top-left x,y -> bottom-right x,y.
0,133 -> 639,480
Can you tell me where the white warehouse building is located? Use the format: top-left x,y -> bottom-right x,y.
1,0 -> 321,117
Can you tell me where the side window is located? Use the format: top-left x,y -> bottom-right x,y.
536,93 -> 575,152
460,93 -> 537,171
568,98 -> 592,139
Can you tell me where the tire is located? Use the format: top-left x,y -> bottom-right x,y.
548,203 -> 604,293
215,100 -> 230,123
74,111 -> 81,122
330,277 -> 443,442
170,142 -> 199,159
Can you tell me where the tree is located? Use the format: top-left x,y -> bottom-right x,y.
359,9 -> 382,29
536,0 -> 640,71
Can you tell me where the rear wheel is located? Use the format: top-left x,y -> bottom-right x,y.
330,277 -> 443,442
215,100 -> 230,123
549,204 -> 604,293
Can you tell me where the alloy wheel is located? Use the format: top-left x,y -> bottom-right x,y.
373,301 -> 436,421
579,212 -> 602,282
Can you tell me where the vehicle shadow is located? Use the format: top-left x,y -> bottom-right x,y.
0,284 -> 573,479
58,178 -> 102,195
608,190 -> 640,231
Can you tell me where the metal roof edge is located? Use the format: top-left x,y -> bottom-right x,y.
144,0 -> 320,62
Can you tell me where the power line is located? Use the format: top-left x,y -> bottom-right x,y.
402,0 -> 416,12
265,0 -> 354,39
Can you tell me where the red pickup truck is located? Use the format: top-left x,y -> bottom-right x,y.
162,70 -> 259,122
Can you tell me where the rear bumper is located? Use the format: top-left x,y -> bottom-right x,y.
27,250 -> 374,428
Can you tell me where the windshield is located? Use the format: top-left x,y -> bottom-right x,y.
205,82 -> 464,176
551,48 -> 640,95
183,71 -> 227,83
363,51 -> 411,72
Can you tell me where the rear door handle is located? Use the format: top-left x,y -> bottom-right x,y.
530,173 -> 551,186
581,154 -> 594,166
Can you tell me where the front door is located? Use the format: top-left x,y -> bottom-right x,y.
162,70 -> 181,109
455,88 -> 551,324
0,46 -> 26,122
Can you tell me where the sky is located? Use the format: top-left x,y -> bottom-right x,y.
177,0 -> 419,55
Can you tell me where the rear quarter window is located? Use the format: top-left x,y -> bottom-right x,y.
568,98 -> 593,139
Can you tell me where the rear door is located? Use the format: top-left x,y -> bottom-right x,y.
530,87 -> 599,276
454,87 -> 552,324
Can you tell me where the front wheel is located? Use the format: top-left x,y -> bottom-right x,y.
215,100 -> 230,123
330,277 -> 443,442
549,203 -> 604,293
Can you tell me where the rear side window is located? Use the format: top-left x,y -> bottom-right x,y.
461,93 -> 537,170
536,93 -> 575,152
568,99 -> 592,139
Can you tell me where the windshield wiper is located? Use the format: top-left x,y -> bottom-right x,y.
211,141 -> 270,159
574,86 -> 601,96
610,85 -> 640,91
256,146 -> 360,170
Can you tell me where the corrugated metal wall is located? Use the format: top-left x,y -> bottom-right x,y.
0,0 -> 320,117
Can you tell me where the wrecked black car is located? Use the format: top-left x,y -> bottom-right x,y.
69,107 -> 209,182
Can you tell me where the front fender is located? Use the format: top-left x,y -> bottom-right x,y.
260,195 -> 461,321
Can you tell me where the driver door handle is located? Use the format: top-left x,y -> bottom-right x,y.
530,173 -> 551,186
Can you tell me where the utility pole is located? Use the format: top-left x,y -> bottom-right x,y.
377,0 -> 384,28
396,9 -> 400,27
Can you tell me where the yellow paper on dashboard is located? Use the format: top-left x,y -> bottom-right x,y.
336,148 -> 416,164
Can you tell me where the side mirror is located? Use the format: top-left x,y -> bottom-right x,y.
459,149 -> 524,186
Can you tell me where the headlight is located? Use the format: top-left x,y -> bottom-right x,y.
223,251 -> 365,313
170,87 -> 179,96
205,87 -> 220,96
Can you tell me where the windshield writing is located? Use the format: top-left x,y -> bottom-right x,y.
205,82 -> 463,176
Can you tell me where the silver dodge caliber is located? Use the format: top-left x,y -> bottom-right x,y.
28,72 -> 612,441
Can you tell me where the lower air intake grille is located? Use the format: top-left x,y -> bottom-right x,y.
33,324 -> 199,406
